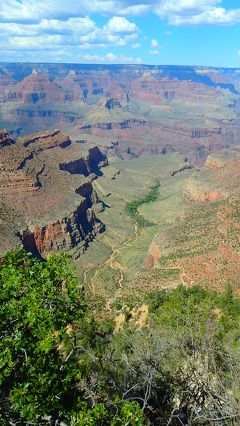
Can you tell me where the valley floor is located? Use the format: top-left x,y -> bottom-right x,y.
75,150 -> 240,298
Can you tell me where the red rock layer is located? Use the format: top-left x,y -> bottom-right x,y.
16,72 -> 65,102
0,129 -> 107,257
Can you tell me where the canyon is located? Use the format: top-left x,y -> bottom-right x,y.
0,63 -> 240,295
0,128 -> 107,257
0,63 -> 239,164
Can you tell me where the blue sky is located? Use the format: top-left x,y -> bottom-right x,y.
0,0 -> 240,67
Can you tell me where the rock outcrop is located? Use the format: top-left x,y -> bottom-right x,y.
148,242 -> 161,269
185,180 -> 224,202
78,119 -> 236,163
59,146 -> 108,176
0,129 -> 107,257
21,201 -> 103,256
144,151 -> 240,292
9,71 -> 65,103
105,98 -> 122,110
0,64 -> 239,164
0,129 -> 15,147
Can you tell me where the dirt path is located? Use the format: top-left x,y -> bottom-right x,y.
106,223 -> 142,285
83,180 -> 161,301
83,222 -> 143,306
104,223 -> 143,310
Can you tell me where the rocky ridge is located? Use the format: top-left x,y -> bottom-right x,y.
0,64 -> 239,164
0,129 -> 107,257
143,150 -> 240,292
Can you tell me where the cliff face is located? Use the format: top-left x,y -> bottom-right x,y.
59,146 -> 108,176
0,64 -> 239,164
21,201 -> 104,256
0,67 -> 16,92
0,129 -> 107,257
0,129 -> 15,147
105,98 -> 122,110
19,129 -> 71,150
7,71 -> 66,103
78,119 -> 236,163
141,150 -> 240,293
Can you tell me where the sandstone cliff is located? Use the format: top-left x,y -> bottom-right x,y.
0,64 -> 238,164
0,129 -> 107,257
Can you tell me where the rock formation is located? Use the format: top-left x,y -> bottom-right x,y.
105,98 -> 122,110
0,129 -> 15,147
11,71 -> 65,103
143,150 -> 240,292
0,63 -> 239,164
0,129 -> 107,257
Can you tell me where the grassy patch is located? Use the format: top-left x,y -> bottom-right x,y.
125,181 -> 161,227
95,265 -> 122,296
151,268 -> 180,279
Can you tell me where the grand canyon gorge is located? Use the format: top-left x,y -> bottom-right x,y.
1,61 -> 240,425
0,62 -> 240,293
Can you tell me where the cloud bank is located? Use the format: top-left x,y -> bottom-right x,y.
1,1 -> 240,25
0,1 -> 240,63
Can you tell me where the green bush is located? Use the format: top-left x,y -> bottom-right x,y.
0,249 -> 96,423
1,249 -> 240,425
126,181 -> 160,226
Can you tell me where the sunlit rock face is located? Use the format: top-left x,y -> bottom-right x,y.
0,63 -> 239,164
0,129 -> 107,257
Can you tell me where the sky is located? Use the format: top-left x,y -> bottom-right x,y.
0,0 -> 240,67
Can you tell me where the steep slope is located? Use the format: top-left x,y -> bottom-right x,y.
0,63 -> 239,164
75,146 -> 240,297
0,62 -> 239,298
0,129 -> 107,257
8,70 -> 65,103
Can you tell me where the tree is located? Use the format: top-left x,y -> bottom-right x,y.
0,249 -> 91,423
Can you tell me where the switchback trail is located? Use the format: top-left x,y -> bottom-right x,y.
83,180 -> 161,304
83,222 -> 143,306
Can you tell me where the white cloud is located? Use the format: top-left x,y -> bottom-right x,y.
169,7 -> 240,25
104,16 -> 138,33
82,52 -> 143,64
155,0 -> 221,17
151,39 -> 159,48
1,0 -> 240,27
1,0 -> 240,63
119,4 -> 150,15
39,16 -> 96,34
9,34 -> 62,49
0,1 -> 151,23
105,52 -> 117,61
154,1 -> 240,26
0,14 -> 140,58
1,16 -> 96,38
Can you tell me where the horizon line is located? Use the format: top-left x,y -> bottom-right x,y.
0,61 -> 240,70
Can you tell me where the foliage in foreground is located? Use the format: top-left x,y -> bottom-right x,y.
1,249 -> 240,425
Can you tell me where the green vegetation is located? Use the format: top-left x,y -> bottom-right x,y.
125,181 -> 161,226
1,250 -> 240,425
0,250 -> 145,425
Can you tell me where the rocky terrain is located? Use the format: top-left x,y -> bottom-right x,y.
0,62 -> 240,296
75,147 -> 240,297
0,63 -> 239,164
0,128 -> 107,257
